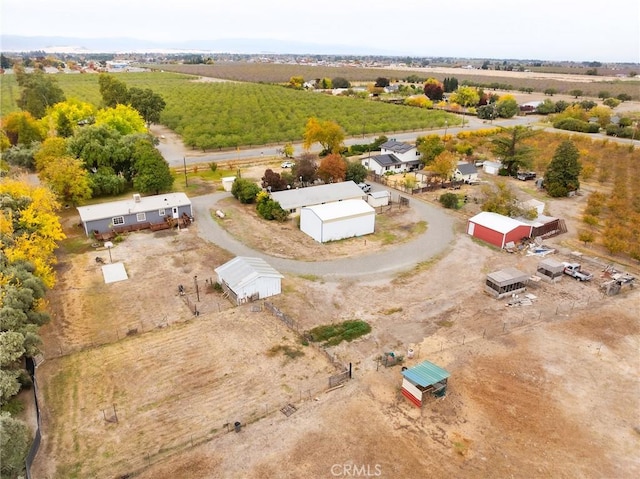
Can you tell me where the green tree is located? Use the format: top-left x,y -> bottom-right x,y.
256,191 -> 288,221
1,111 -> 46,147
439,192 -> 460,209
598,90 -> 611,99
282,143 -> 294,158
231,178 -> 261,204
450,86 -> 480,107
332,77 -> 350,89
544,140 -> 581,197
544,88 -> 557,96
40,156 -> 92,205
345,160 -> 368,183
569,89 -> 583,99
443,77 -> 459,93
95,104 -> 147,136
495,95 -> 519,118
416,134 -> 445,165
375,77 -> 390,88
481,180 -> 520,216
16,70 -> 65,119
536,99 -> 557,115
491,126 -> 536,176
0,411 -> 30,476
131,140 -> 174,195
303,118 -> 345,154
128,87 -> 166,126
98,73 -> 129,107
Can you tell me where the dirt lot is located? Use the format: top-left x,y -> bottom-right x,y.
32,158 -> 639,477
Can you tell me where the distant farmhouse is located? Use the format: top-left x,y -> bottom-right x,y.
362,140 -> 421,175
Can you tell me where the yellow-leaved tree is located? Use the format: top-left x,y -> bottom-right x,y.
0,179 -> 66,288
94,104 -> 147,135
303,117 -> 345,154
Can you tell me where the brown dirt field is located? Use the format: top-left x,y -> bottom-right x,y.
32,154 -> 640,478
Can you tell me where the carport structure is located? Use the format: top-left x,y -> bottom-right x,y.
401,360 -> 450,407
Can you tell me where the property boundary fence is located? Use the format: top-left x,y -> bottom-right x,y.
25,357 -> 42,479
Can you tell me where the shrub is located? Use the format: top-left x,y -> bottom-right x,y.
439,192 -> 460,209
209,162 -> 218,172
307,320 -> 371,347
231,178 -> 261,204
553,118 -> 599,133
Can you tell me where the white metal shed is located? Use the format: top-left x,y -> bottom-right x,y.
214,257 -> 284,305
300,199 -> 375,243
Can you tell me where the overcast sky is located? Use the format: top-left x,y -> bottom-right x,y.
2,0 -> 639,62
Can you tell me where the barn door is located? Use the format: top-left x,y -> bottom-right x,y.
172,207 -> 179,219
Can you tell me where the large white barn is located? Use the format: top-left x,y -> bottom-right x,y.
300,199 -> 375,243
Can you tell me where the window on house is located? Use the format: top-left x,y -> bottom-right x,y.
158,209 -> 166,216
112,216 -> 124,226
136,212 -> 146,222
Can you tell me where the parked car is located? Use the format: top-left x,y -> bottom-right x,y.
517,171 -> 537,181
358,182 -> 372,193
281,161 -> 294,168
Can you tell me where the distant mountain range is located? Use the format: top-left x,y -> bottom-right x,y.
1,35 -> 397,56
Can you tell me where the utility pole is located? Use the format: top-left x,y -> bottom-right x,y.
183,157 -> 188,187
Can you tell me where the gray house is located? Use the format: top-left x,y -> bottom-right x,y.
77,193 -> 193,237
453,162 -> 479,183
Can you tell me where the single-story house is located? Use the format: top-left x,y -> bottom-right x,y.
483,161 -> 502,175
300,199 -> 375,243
367,190 -> 391,208
453,162 -> 479,183
270,181 -> 365,216
77,193 -> 193,237
214,256 -> 284,305
467,212 -> 533,249
485,268 -> 529,298
536,258 -> 564,283
401,360 -> 450,407
362,139 -> 421,174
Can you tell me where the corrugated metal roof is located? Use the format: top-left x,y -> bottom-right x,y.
271,181 -> 364,211
77,193 -> 191,222
214,257 -> 283,290
487,267 -> 529,286
302,199 -> 374,221
402,360 -> 450,387
469,211 -> 527,234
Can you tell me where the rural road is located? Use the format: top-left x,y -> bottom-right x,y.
190,188 -> 455,281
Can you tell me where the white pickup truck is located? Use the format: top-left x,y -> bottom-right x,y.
562,262 -> 593,281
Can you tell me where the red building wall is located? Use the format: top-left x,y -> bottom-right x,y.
468,221 -> 504,248
504,225 -> 533,246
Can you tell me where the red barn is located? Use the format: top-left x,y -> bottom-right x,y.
467,212 -> 532,249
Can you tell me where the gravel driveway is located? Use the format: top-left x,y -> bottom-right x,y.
191,188 -> 455,280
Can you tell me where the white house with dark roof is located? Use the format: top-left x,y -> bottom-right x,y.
362,139 -> 421,175
453,162 -> 479,183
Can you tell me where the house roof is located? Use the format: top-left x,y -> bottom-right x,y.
271,181 -> 364,211
456,162 -> 478,175
517,214 -> 558,228
483,161 -> 502,169
302,199 -> 374,221
369,190 -> 391,199
214,257 -> 283,290
487,267 -> 529,286
402,360 -> 450,387
369,154 -> 402,167
538,258 -> 564,271
469,212 -> 528,234
77,193 -> 191,223
381,140 -> 415,154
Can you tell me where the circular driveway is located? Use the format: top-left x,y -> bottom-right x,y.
191,189 -> 455,280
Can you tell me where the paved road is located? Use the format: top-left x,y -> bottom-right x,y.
191,188 -> 455,281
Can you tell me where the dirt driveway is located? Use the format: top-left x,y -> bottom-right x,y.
32,151 -> 640,478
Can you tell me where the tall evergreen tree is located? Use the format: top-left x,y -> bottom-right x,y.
544,140 -> 581,197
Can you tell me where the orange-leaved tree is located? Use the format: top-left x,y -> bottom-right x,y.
317,154 -> 347,183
